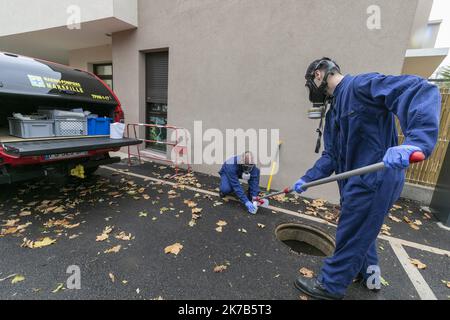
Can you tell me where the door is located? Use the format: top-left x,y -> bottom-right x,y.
145,51 -> 169,152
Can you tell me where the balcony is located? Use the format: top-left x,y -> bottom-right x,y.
0,0 -> 137,63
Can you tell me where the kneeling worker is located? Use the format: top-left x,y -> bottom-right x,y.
219,151 -> 261,214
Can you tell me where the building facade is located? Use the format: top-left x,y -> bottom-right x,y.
0,0 -> 447,203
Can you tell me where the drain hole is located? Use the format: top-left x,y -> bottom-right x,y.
275,223 -> 335,257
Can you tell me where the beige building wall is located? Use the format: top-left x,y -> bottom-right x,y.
112,0 -> 423,203
69,45 -> 113,72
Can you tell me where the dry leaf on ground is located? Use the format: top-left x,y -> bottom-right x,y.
11,275 -> 25,284
214,265 -> 228,273
115,232 -> 133,241
104,245 -> 122,254
96,226 -> 114,242
164,243 -> 183,255
217,220 -> 227,227
299,267 -> 314,278
21,237 -> 56,249
409,258 -> 427,270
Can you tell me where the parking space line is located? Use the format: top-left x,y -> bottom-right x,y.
390,241 -> 437,300
101,166 -> 450,257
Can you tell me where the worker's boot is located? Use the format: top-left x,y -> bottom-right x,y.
294,277 -> 344,300
354,274 -> 381,293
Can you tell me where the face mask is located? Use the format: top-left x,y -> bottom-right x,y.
240,164 -> 254,181
242,172 -> 251,181
306,78 -> 327,106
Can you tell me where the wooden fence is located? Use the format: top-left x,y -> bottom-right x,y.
398,88 -> 450,187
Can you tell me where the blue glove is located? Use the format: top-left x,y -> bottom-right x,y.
294,179 -> 307,193
383,145 -> 422,169
245,201 -> 257,215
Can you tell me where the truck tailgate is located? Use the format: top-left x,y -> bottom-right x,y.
2,137 -> 141,157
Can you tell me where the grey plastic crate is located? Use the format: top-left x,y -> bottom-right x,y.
54,119 -> 87,136
8,118 -> 55,138
38,109 -> 85,119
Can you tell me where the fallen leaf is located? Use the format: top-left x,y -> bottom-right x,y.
188,220 -> 197,227
52,283 -> 64,293
388,215 -> 401,223
403,216 -> 412,224
19,211 -> 32,217
214,265 -> 228,273
139,211 -> 148,217
184,200 -> 197,208
191,208 -> 203,214
238,228 -> 248,234
215,226 -> 223,233
104,245 -> 122,254
115,232 -> 133,241
109,273 -> 115,283
257,223 -> 266,229
217,220 -> 227,227
164,243 -> 183,255
245,253 -> 252,257
22,237 -> 57,249
380,277 -> 390,287
299,295 -> 308,301
2,219 -> 20,227
380,224 -> 391,236
409,222 -> 420,230
409,258 -> 427,270
96,226 -> 114,242
299,267 -> 314,278
11,275 -> 25,284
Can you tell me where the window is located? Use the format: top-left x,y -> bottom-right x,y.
94,63 -> 113,90
145,51 -> 169,152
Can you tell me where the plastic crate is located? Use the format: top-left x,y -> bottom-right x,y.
38,109 -> 85,119
54,119 -> 87,136
8,118 -> 55,138
87,118 -> 112,136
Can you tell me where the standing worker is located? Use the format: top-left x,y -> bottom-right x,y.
219,151 -> 261,214
293,58 -> 441,300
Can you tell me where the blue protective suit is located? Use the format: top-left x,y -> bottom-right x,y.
301,73 -> 441,295
219,156 -> 261,205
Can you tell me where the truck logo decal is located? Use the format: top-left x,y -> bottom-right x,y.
27,75 -> 46,88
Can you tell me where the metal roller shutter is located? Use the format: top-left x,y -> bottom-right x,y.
146,51 -> 169,104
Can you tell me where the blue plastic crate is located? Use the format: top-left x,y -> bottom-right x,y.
87,117 -> 112,136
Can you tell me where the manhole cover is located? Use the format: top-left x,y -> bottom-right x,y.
275,223 -> 335,257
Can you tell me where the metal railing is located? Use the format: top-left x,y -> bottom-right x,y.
126,123 -> 192,176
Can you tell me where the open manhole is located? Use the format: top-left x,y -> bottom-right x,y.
275,223 -> 335,257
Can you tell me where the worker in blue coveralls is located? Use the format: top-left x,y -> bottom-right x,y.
219,151 -> 261,214
293,58 -> 441,300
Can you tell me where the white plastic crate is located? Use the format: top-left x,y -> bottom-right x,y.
8,118 -> 55,138
54,119 -> 87,136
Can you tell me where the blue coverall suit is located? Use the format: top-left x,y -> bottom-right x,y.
301,73 -> 440,295
219,156 -> 261,205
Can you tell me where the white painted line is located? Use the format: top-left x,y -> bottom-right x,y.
390,241 -> 437,300
437,222 -> 450,231
101,166 -> 450,257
